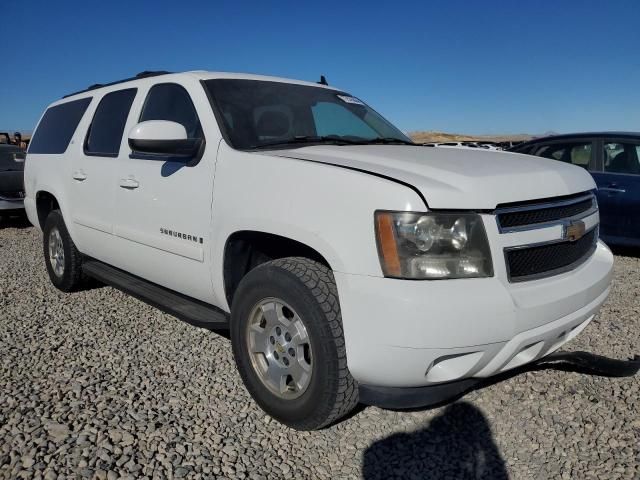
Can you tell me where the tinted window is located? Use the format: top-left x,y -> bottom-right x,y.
29,98 -> 92,154
603,142 -> 640,175
139,84 -> 202,138
533,142 -> 592,169
85,89 -> 137,156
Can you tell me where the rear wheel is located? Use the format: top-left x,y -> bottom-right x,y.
42,210 -> 85,292
231,257 -> 359,430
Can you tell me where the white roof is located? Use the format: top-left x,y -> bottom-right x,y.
57,70 -> 339,106
187,70 -> 339,90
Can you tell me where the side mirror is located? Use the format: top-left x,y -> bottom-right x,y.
128,120 -> 202,158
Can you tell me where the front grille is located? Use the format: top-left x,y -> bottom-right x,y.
498,195 -> 595,230
506,228 -> 597,282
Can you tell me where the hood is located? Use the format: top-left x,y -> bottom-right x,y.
265,145 -> 595,209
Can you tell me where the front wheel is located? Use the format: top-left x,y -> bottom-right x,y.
231,257 -> 359,430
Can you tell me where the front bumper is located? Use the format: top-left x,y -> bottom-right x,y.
359,349 -> 639,409
0,197 -> 24,211
0,168 -> 25,211
335,240 -> 613,388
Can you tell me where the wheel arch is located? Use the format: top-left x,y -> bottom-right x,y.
222,230 -> 334,307
35,190 -> 61,229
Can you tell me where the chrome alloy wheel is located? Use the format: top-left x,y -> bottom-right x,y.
246,298 -> 313,399
48,228 -> 65,277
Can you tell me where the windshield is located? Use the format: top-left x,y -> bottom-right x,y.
203,79 -> 412,150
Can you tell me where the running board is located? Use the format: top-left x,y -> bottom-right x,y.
82,260 -> 229,330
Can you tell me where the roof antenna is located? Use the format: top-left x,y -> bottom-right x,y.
318,75 -> 328,86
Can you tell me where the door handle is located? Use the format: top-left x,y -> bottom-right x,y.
72,171 -> 87,181
119,178 -> 140,190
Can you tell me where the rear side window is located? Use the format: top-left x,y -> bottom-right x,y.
139,83 -> 202,138
533,142 -> 592,169
29,98 -> 92,154
85,89 -> 137,157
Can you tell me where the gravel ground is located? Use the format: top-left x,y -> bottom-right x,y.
1,217 -> 638,479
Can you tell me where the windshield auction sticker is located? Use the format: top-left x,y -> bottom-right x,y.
337,95 -> 365,105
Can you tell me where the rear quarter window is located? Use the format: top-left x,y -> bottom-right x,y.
29,98 -> 92,154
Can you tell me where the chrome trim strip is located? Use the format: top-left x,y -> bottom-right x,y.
496,193 -> 597,233
504,226 -> 599,283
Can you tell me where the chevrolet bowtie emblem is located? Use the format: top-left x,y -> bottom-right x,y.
564,220 -> 586,242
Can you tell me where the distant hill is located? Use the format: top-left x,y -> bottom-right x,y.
409,131 -> 535,144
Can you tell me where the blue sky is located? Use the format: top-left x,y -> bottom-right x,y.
1,0 -> 639,135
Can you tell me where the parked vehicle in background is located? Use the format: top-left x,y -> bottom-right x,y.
422,141 -> 502,150
24,71 -> 613,430
0,142 -> 25,218
0,132 -> 29,149
510,132 -> 640,247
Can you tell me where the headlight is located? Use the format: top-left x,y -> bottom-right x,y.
12,152 -> 26,163
375,211 -> 493,279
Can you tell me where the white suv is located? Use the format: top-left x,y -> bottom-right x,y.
24,71 -> 613,430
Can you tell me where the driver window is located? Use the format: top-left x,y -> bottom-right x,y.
139,84 -> 203,139
603,142 -> 640,175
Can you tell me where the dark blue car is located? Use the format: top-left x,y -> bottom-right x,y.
510,132 -> 640,247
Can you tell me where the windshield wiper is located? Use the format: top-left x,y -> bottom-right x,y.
361,137 -> 416,146
249,135 -> 365,150
249,135 -> 415,150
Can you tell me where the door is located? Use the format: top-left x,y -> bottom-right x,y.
112,82 -> 216,303
69,89 -> 137,259
591,139 -> 640,244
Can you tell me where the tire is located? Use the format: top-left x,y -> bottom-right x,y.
231,257 -> 359,430
42,209 -> 85,292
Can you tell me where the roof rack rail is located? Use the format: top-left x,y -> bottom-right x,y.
135,70 -> 170,78
63,70 -> 172,99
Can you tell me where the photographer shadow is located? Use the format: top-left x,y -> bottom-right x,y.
360,350 -> 639,479
362,401 -> 508,480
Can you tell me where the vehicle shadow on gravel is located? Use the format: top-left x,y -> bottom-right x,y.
362,401 -> 508,479
609,245 -> 640,258
0,213 -> 31,229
